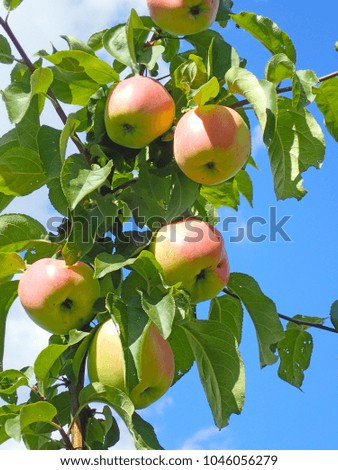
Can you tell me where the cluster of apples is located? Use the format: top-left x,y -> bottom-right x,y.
105,1 -> 251,186
16,0 -> 239,410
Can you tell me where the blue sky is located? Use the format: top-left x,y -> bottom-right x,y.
1,0 -> 338,450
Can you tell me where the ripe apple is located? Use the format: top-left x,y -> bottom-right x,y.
146,0 -> 219,36
87,320 -> 175,409
149,218 -> 230,303
173,105 -> 251,185
104,75 -> 175,149
18,258 -> 100,335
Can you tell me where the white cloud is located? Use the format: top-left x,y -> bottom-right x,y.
181,426 -> 236,450
251,124 -> 265,158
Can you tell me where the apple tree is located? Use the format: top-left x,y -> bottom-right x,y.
0,0 -> 338,450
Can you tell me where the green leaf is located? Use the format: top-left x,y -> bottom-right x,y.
0,281 -> 18,372
0,369 -> 28,398
314,77 -> 338,141
140,290 -> 175,340
126,9 -> 145,74
1,67 -> 53,124
34,331 -> 89,385
61,35 -> 94,54
4,0 -> 23,11
278,328 -> 313,389
216,0 -> 233,27
182,319 -> 245,429
0,253 -> 25,282
268,97 -> 326,200
0,34 -> 14,64
94,253 -> 136,279
230,12 -> 296,62
200,179 -> 239,210
103,24 -> 132,68
60,115 -> 81,160
0,213 -> 48,252
61,156 -> 113,211
265,53 -> 295,83
209,294 -> 244,345
292,70 -> 318,108
228,273 -> 284,367
167,324 -> 194,385
225,66 -> 277,146
165,172 -> 199,222
79,383 -> 163,450
0,147 -> 47,196
330,300 -> 338,330
5,402 -> 57,441
38,126 -> 62,180
234,169 -> 253,207
61,206 -> 100,264
173,54 -> 207,93
45,50 -> 118,85
0,194 -> 13,212
186,30 -> 240,80
192,76 -> 220,106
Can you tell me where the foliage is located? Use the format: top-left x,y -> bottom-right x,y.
0,0 -> 337,450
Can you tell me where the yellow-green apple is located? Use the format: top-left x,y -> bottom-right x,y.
104,75 -> 175,149
18,258 -> 100,335
146,0 -> 219,36
149,218 -> 230,302
174,105 -> 251,185
87,320 -> 175,409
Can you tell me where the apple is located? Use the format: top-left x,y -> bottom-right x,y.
87,320 -> 175,409
104,75 -> 175,149
146,0 -> 219,36
149,218 -> 230,303
173,105 -> 251,185
18,258 -> 100,335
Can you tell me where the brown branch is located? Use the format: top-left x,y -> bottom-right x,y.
278,313 -> 337,333
69,357 -> 87,450
0,16 -> 90,161
228,70 -> 338,110
222,288 -> 337,333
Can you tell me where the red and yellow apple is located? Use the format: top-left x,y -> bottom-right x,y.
150,218 -> 230,303
87,320 -> 175,409
18,258 -> 100,335
173,105 -> 251,185
104,75 -> 175,149
146,0 -> 219,36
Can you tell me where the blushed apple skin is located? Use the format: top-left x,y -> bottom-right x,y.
150,219 -> 230,303
87,320 -> 175,409
104,76 -> 175,149
174,105 -> 251,185
18,258 -> 100,335
146,0 -> 219,36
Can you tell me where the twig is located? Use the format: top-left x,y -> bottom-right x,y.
0,16 -> 90,161
228,70 -> 338,109
222,288 -> 338,333
111,177 -> 138,194
278,313 -> 337,333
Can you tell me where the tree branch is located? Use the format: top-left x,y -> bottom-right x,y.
111,177 -> 138,194
222,288 -> 338,333
278,313 -> 337,333
0,16 -> 90,161
228,70 -> 338,109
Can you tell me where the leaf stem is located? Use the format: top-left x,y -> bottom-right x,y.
228,70 -> 338,109
111,177 -> 139,194
0,16 -> 90,161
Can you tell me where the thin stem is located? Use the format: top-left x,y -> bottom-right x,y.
228,70 -> 338,110
69,357 -> 87,450
0,16 -> 90,161
222,288 -> 337,334
278,313 -> 337,333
